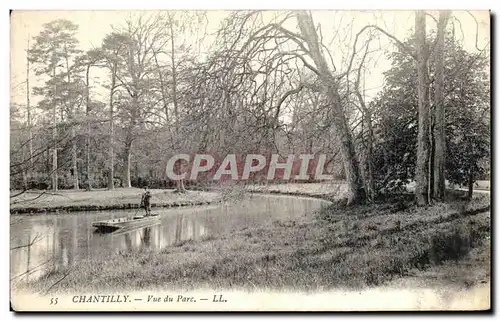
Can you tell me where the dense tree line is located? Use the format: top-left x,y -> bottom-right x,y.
10,10 -> 490,205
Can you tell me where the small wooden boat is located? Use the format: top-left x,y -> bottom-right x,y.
92,214 -> 160,232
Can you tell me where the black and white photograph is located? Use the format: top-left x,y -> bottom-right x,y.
9,9 -> 491,311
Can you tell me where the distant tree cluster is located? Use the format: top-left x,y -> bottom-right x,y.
10,10 -> 490,204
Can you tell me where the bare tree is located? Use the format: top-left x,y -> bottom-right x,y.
101,32 -> 129,189
114,14 -> 169,188
296,11 -> 364,204
432,11 -> 451,200
353,37 -> 375,202
30,20 -> 81,191
26,38 -> 33,169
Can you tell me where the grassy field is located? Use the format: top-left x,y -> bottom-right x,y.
22,191 -> 490,294
10,188 -> 221,213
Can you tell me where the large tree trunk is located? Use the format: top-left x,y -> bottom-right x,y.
467,168 -> 474,200
108,70 -> 116,190
364,110 -> 375,201
433,11 -> 451,200
355,48 -> 374,202
174,155 -> 187,193
124,91 -> 140,189
51,65 -> 58,192
72,127 -> 79,190
26,39 -> 33,169
124,136 -> 133,188
107,106 -> 114,190
25,39 -> 33,189
414,10 -> 431,206
296,11 -> 364,205
21,146 -> 28,190
64,51 -> 79,190
85,64 -> 92,191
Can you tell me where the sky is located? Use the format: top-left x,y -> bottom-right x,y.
9,10 -> 490,114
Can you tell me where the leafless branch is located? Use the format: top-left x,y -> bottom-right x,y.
343,24 -> 416,81
10,233 -> 44,250
466,11 -> 483,52
44,266 -> 74,295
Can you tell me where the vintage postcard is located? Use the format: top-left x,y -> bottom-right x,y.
9,9 -> 491,312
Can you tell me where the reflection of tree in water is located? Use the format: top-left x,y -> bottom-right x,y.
124,233 -> 133,251
141,227 -> 152,249
171,214 -> 207,245
12,212 -> 210,284
120,225 -> 157,252
59,233 -> 69,268
174,215 -> 184,244
114,216 -> 207,249
52,218 -> 57,270
67,217 -> 78,266
10,221 -> 54,285
54,217 -> 79,269
25,231 -> 31,282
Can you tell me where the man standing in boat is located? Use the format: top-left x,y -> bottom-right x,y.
140,186 -> 152,216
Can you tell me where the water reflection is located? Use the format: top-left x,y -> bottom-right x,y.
10,194 -> 329,285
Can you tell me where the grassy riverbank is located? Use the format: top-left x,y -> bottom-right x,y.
245,182 -> 346,200
10,188 -> 222,214
22,191 -> 490,294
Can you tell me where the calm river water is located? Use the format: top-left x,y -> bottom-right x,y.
10,194 -> 330,284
